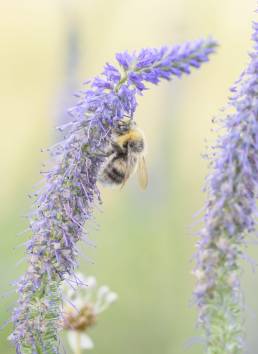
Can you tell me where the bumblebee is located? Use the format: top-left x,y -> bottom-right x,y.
99,121 -> 148,189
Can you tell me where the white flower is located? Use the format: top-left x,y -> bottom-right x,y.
106,292 -> 118,304
62,273 -> 118,353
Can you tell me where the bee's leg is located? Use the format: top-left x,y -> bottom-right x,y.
90,150 -> 114,158
82,144 -> 113,158
93,152 -> 108,158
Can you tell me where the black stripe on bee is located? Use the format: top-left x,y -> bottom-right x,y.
106,169 -> 125,184
103,157 -> 126,185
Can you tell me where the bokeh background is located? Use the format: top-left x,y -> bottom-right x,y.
1,0 -> 257,353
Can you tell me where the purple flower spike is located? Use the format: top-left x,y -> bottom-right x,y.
11,38 -> 217,353
193,11 -> 258,354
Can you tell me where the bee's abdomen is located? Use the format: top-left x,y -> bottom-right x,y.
100,157 -> 126,185
106,165 -> 125,184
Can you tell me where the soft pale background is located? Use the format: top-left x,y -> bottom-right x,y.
0,0 -> 257,353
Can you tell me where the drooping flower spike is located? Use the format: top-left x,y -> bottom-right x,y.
193,11 -> 258,354
11,38 -> 217,353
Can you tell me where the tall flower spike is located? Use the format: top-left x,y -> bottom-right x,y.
11,38 -> 217,354
193,11 -> 258,354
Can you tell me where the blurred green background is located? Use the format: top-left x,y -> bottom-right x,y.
1,0 -> 257,353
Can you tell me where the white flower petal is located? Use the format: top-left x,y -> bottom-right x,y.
75,272 -> 88,287
67,331 -> 78,352
86,276 -> 97,289
67,331 -> 94,352
97,285 -> 109,298
73,295 -> 84,310
106,292 -> 118,304
61,281 -> 75,300
95,291 -> 118,313
80,333 -> 94,349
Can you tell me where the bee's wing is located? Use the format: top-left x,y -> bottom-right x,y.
120,148 -> 137,189
137,156 -> 148,190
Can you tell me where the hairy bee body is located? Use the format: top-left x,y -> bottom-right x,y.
99,124 -> 148,189
100,154 -> 137,186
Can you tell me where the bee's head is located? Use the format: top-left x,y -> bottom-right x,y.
113,119 -> 135,135
128,136 -> 145,153
123,129 -> 145,153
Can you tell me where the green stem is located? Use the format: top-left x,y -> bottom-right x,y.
115,72 -> 128,92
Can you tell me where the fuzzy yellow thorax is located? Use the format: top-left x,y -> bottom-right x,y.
116,129 -> 143,147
